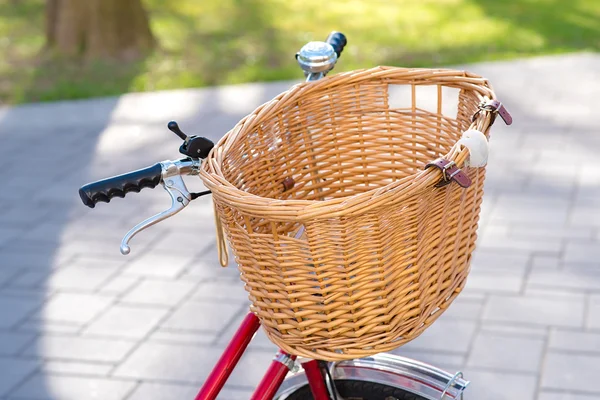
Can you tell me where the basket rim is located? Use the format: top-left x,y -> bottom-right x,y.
199,66 -> 496,220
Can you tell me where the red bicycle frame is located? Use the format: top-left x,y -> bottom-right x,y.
194,312 -> 330,400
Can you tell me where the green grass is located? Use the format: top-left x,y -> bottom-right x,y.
1,0 -> 598,104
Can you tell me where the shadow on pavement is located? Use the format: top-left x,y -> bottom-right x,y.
0,79 -> 296,398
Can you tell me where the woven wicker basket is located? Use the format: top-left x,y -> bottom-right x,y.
199,66 -> 500,361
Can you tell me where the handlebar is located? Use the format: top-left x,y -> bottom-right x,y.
78,158 -> 202,255
79,163 -> 163,208
326,31 -> 347,58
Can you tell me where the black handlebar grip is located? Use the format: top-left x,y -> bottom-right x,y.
326,31 -> 347,58
79,163 -> 163,208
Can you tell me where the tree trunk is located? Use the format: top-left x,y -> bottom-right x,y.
46,0 -> 155,59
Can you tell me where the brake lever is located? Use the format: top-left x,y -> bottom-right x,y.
120,159 -> 200,255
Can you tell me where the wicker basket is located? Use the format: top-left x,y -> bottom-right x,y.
199,66 -> 500,361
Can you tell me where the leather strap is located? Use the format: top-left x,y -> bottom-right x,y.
472,99 -> 513,126
425,158 -> 472,188
487,99 -> 513,125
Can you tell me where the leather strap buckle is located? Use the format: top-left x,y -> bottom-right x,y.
472,99 -> 512,126
425,158 -> 472,188
440,161 -> 456,181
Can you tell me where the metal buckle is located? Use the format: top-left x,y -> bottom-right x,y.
441,161 -> 456,181
471,98 -> 499,120
471,98 -> 512,125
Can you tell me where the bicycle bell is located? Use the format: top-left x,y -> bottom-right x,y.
296,41 -> 338,76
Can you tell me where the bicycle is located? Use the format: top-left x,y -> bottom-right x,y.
79,31 -> 511,400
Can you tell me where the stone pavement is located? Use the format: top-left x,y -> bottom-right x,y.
0,52 -> 599,400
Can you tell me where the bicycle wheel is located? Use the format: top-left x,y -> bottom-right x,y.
284,379 -> 427,400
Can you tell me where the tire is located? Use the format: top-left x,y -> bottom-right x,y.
283,379 -> 429,400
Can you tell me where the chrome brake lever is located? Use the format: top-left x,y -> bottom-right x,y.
120,159 -> 200,255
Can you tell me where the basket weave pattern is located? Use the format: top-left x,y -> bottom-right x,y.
200,67 -> 497,361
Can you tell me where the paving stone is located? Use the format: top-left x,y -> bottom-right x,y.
22,240 -> 94,262
528,267 -> 600,291
469,251 -> 529,271
83,304 -> 169,339
181,257 -> 241,280
41,361 -> 113,377
436,297 -> 484,321
0,358 -> 39,396
461,369 -> 537,400
455,291 -> 486,302
563,260 -> 600,271
0,203 -> 53,227
401,319 -> 477,353
480,322 -> 547,339
97,275 -> 140,296
489,197 -> 569,225
564,242 -> 600,263
25,220 -> 119,245
0,267 -> 21,286
0,286 -> 56,305
542,352 -> 600,393
127,382 -> 199,400
465,269 -> 523,293
120,279 -> 197,307
191,280 -> 250,304
115,341 -> 274,391
538,393 -> 600,400
570,207 -> 600,226
526,178 -> 576,200
23,335 -> 136,363
549,329 -> 600,353
160,301 -> 243,333
219,387 -> 256,400
113,342 -> 222,383
0,250 -> 72,270
524,288 -> 586,300
0,228 -> 22,247
10,373 -> 136,400
511,226 -> 594,240
578,164 -> 600,185
586,295 -> 600,330
148,329 -> 215,346
17,320 -> 81,334
27,293 -> 114,324
122,253 -> 196,278
478,224 -> 510,242
0,331 -> 35,356
42,266 -> 118,291
28,219 -> 147,244
149,229 -> 216,253
574,194 -> 600,210
478,234 -> 562,253
484,169 -> 528,195
0,295 -> 43,328
483,295 -> 585,327
466,331 -> 545,372
532,255 -> 561,269
66,256 -> 128,269
7,271 -> 49,288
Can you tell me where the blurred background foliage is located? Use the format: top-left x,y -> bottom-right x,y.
0,0 -> 598,104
